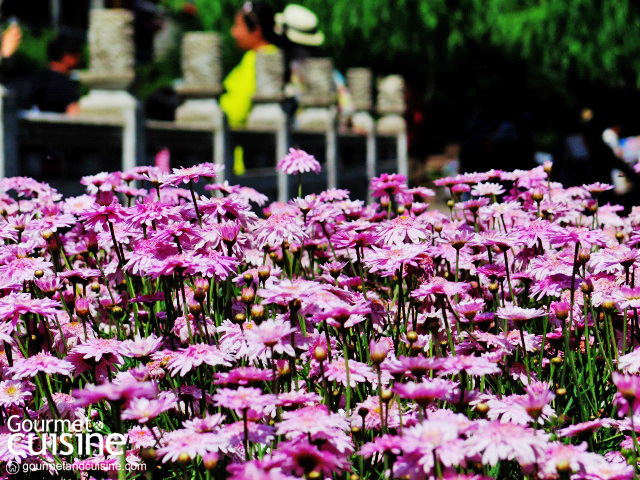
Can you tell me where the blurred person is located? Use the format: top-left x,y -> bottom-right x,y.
275,4 -> 356,129
220,1 -> 279,176
551,107 -> 640,209
219,1 -> 279,129
28,35 -> 82,114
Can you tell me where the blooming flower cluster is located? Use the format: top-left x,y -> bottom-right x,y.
1,157 -> 640,479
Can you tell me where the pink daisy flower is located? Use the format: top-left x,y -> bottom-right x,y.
394,379 -> 458,406
370,173 -> 407,198
0,380 -> 32,407
214,367 -> 274,386
365,244 -> 431,277
156,428 -> 229,463
276,404 -> 348,437
439,355 -> 501,376
324,358 -> 374,387
121,392 -> 177,423
277,148 -> 321,175
161,163 -> 221,187
244,319 -> 296,359
166,344 -> 233,377
0,256 -> 53,283
120,334 -> 163,358
8,352 -> 74,379
462,421 -> 548,467
0,292 -> 62,325
253,213 -> 307,249
277,440 -> 348,477
375,215 -> 430,246
74,381 -> 157,407
213,387 -> 275,413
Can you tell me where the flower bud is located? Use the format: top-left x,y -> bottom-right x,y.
602,299 -> 616,311
556,459 -> 571,474
434,222 -> 443,233
258,265 -> 271,281
90,282 -> 101,293
488,282 -> 499,294
556,387 -> 567,396
476,402 -> 489,415
577,250 -> 591,265
381,389 -> 393,402
188,298 -> 201,315
202,453 -> 219,471
139,448 -> 156,462
241,287 -> 255,304
250,304 -> 265,322
86,232 -> 99,254
233,313 -> 246,324
369,340 -> 388,366
34,270 -> 44,278
551,301 -> 569,320
580,279 -> 593,295
111,305 -> 123,316
551,356 -> 563,365
96,188 -> 115,206
313,346 -> 327,363
41,229 -> 54,241
75,297 -> 90,317
406,331 -> 418,344
243,272 -> 254,284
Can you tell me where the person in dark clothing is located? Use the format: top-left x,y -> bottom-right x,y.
29,36 -> 82,114
551,108 -> 640,210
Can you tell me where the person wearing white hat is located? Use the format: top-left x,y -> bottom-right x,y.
274,4 -> 325,48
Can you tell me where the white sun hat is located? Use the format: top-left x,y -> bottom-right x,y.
274,4 -> 325,47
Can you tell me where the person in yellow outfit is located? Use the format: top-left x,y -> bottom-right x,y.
220,1 -> 279,175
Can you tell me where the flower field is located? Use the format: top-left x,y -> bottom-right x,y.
2,150 -> 640,479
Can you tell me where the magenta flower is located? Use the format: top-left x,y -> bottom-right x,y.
0,292 -> 62,325
79,202 -> 124,229
213,387 -> 275,413
277,440 -> 348,476
324,358 -> 374,387
8,352 -> 74,379
253,213 -> 307,249
277,148 -> 321,175
365,244 -> 431,277
375,215 -> 430,246
156,428 -> 229,463
276,404 -> 348,437
0,256 -> 53,283
394,378 -> 458,406
214,367 -> 274,386
462,421 -> 548,467
120,334 -> 163,358
74,381 -> 157,407
121,393 -> 177,423
370,173 -> 407,198
439,355 -> 501,376
161,163 -> 221,187
496,305 -> 546,324
166,344 -> 233,376
0,380 -> 32,407
244,319 -> 296,359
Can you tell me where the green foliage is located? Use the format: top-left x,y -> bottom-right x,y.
161,0 -> 640,87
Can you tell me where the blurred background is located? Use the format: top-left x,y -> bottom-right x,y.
2,0 -> 640,202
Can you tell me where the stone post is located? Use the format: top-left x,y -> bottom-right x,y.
175,32 -> 225,171
76,8 -> 140,172
375,75 -> 408,178
246,49 -> 288,202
